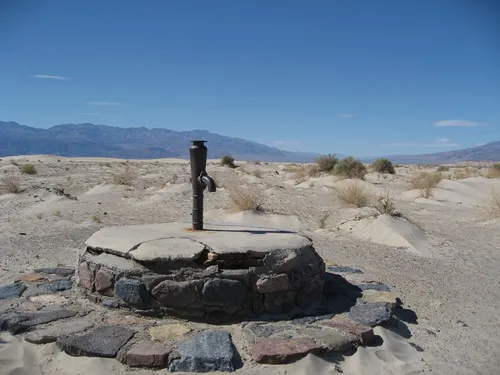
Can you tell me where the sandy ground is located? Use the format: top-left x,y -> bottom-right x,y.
1,155 -> 499,374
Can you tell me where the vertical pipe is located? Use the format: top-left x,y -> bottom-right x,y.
190,140 -> 207,230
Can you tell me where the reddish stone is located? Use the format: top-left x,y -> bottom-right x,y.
251,337 -> 323,364
15,273 -> 47,282
256,274 -> 290,293
78,262 -> 94,291
320,316 -> 375,345
125,340 -> 170,367
95,268 -> 114,296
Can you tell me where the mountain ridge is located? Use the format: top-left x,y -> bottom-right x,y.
1,121 -> 498,163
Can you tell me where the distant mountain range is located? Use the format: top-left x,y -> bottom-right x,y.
365,141 -> 500,164
1,121 -> 498,164
0,121 -> 318,162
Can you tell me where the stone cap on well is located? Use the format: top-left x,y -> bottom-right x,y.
85,222 -> 312,262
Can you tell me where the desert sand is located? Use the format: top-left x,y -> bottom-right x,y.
1,155 -> 499,374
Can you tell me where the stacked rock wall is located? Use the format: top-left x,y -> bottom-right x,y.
77,245 -> 325,322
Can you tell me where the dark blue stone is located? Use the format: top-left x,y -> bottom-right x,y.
0,283 -> 26,300
348,302 -> 392,327
40,279 -> 73,292
114,278 -> 150,307
169,330 -> 239,372
57,325 -> 134,357
328,266 -> 363,274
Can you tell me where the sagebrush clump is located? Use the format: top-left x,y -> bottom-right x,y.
112,162 -> 137,185
371,158 -> 395,174
0,174 -> 22,194
410,172 -> 443,198
220,155 -> 236,168
487,163 -> 500,179
315,154 -> 338,172
228,185 -> 264,213
333,180 -> 371,207
20,163 -> 37,175
334,157 -> 367,179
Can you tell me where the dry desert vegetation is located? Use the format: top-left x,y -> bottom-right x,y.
1,155 -> 500,375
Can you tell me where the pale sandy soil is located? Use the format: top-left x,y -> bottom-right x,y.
1,155 -> 499,374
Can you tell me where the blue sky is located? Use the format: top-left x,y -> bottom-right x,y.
1,0 -> 498,157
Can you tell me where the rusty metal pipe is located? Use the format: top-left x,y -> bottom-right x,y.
190,140 -> 216,230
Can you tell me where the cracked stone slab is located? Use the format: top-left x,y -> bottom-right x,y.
57,325 -> 135,358
169,330 -> 239,373
0,310 -> 78,334
130,238 -> 206,262
25,319 -> 94,344
0,283 -> 26,300
85,222 -> 311,259
87,253 -> 144,272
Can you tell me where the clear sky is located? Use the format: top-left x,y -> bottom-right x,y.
1,0 -> 499,157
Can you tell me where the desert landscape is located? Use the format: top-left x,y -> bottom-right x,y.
1,154 -> 499,374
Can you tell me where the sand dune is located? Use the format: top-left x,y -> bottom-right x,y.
336,213 -> 433,256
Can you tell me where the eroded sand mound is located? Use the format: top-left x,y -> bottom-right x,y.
336,214 -> 432,255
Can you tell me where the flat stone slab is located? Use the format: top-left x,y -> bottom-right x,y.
358,283 -> 391,292
0,283 -> 26,300
302,327 -> 354,353
327,266 -> 363,274
348,302 -> 393,326
251,337 -> 323,364
57,325 -> 135,358
169,330 -> 239,373
35,267 -> 75,277
126,340 -> 170,367
25,319 -> 94,344
319,316 -> 375,345
0,310 -> 77,334
131,238 -> 206,262
85,222 -> 311,260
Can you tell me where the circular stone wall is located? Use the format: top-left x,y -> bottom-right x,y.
77,222 -> 325,322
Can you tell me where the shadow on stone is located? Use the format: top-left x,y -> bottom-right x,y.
199,229 -> 295,235
319,272 -> 363,315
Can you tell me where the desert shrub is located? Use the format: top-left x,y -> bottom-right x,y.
334,180 -> 372,207
371,158 -> 395,174
220,155 -> 236,168
316,154 -> 338,172
436,166 -> 450,172
373,189 -> 398,216
410,172 -> 443,198
454,167 -> 478,180
308,164 -> 320,177
0,174 -> 21,194
92,214 -> 102,223
20,163 -> 37,175
334,157 -> 367,179
112,162 -> 137,185
251,169 -> 262,178
487,163 -> 500,179
228,185 -> 264,213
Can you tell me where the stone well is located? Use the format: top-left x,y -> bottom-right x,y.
77,222 -> 326,322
